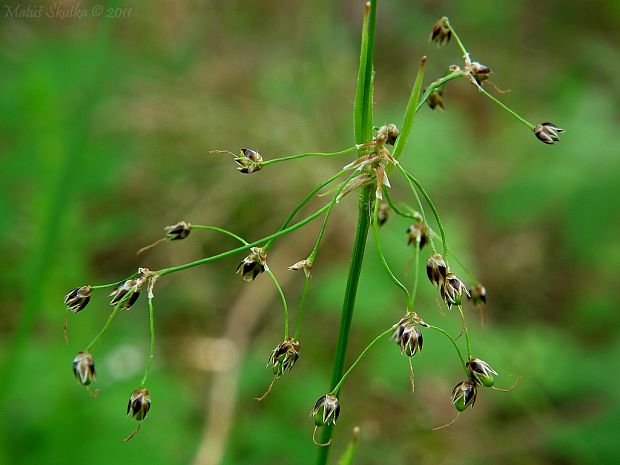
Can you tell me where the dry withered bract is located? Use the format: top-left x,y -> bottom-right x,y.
72,351 -> 96,386
164,221 -> 191,241
127,388 -> 151,421
534,122 -> 564,144
468,61 -> 492,85
426,253 -> 447,286
406,222 -> 429,249
64,285 -> 92,313
468,283 -> 487,307
235,148 -> 263,173
466,358 -> 497,387
236,247 -> 267,282
392,314 -> 424,357
430,16 -> 451,46
269,338 -> 301,378
451,380 -> 478,411
288,259 -> 312,278
310,393 -> 340,427
440,272 -> 470,309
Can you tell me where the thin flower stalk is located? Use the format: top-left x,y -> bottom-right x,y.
372,199 -> 413,309
260,147 -> 357,168
140,297 -> 156,387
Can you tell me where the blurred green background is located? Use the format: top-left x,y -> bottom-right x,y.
1,0 -> 619,464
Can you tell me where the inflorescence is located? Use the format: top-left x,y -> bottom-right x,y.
64,11 -> 557,445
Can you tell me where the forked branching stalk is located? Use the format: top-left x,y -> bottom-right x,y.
62,3 -> 558,454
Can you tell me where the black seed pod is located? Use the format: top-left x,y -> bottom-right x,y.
406,222 -> 429,249
236,247 -> 267,282
64,285 -> 92,313
430,16 -> 451,46
164,221 -> 191,241
451,380 -> 477,411
426,253 -> 447,286
440,272 -> 470,309
72,351 -> 96,385
127,388 -> 151,421
310,393 -> 340,427
268,339 -> 301,377
392,315 -> 424,357
466,358 -> 498,387
468,283 -> 487,307
534,122 -> 564,145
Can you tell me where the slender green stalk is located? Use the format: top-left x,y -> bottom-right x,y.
411,241 -> 421,304
430,229 -> 478,283
84,306 -> 120,352
383,189 -> 418,220
391,56 -> 427,161
191,225 -> 290,339
443,18 -> 469,58
157,203 -> 331,277
372,198 -> 412,309
398,167 -> 437,253
415,70 -> 465,112
331,325 -> 394,396
457,306 -> 472,358
140,297 -> 156,387
90,273 -> 138,291
308,172 -> 357,262
317,1 -> 377,461
397,165 -> 447,259
263,170 -> 346,252
267,270 -> 289,339
478,87 -> 535,130
293,276 -> 310,340
427,324 -> 467,372
190,225 -> 248,245
261,147 -> 357,168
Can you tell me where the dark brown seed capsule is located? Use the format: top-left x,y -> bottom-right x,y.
534,122 -> 564,144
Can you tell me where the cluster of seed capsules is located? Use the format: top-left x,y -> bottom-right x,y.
65,268 -> 154,441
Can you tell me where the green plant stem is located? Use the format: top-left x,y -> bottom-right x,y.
411,241 -> 421,305
317,1 -> 376,461
331,325 -> 394,396
427,324 -> 467,372
140,297 -> 156,387
457,306 -> 472,358
293,276 -> 310,340
263,170 -> 346,252
190,225 -> 248,245
391,56 -> 427,161
444,18 -> 469,58
372,198 -> 413,309
89,273 -> 138,291
261,147 -> 357,168
190,225 -> 290,339
430,230 -> 478,283
267,270 -> 289,339
383,189 -> 418,220
397,164 -> 447,260
84,306 -> 120,352
477,87 -> 535,130
157,203 -> 331,277
415,70 -> 465,112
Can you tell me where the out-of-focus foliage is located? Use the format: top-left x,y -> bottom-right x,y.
0,1 -> 618,464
